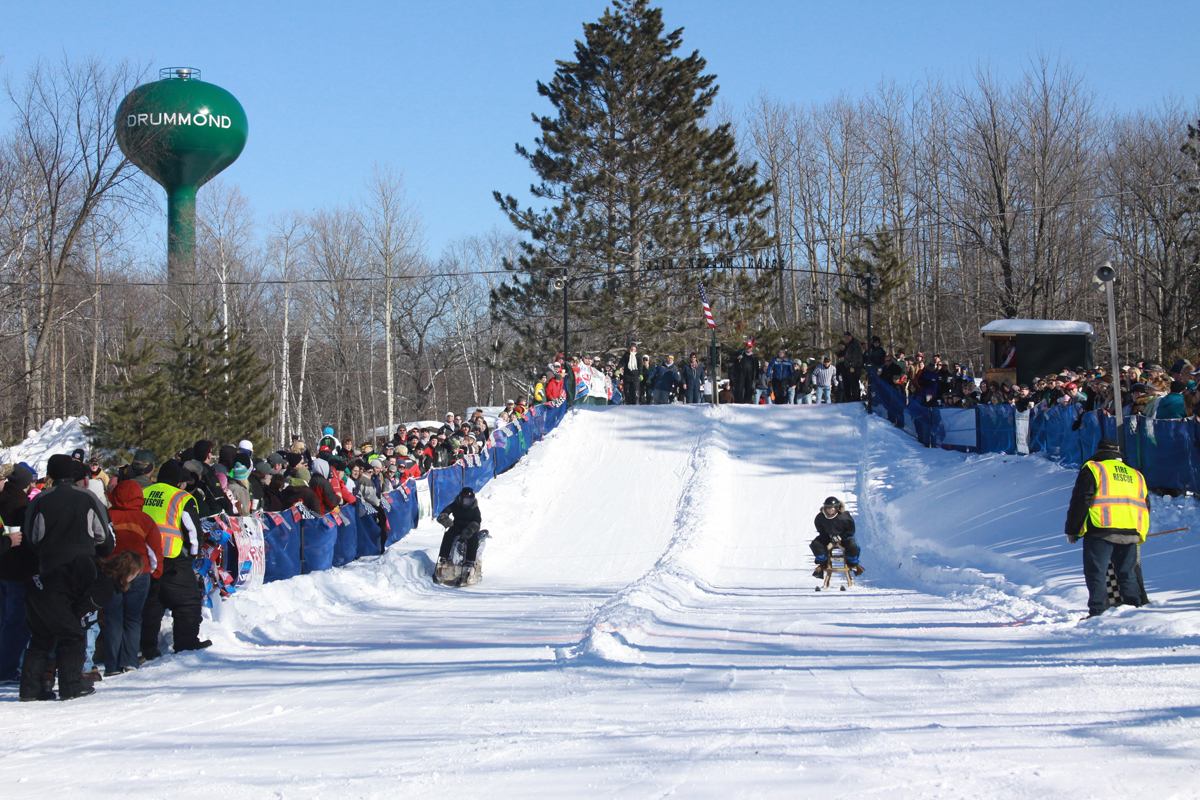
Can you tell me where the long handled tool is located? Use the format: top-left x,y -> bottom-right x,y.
1146,527 -> 1190,539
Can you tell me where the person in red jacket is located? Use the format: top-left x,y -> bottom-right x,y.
102,481 -> 164,675
326,457 -> 358,507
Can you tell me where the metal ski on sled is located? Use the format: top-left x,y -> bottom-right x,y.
816,538 -> 853,592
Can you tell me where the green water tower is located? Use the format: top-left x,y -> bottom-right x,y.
116,68 -> 248,316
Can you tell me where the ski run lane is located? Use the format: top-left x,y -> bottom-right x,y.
3,404 -> 1199,799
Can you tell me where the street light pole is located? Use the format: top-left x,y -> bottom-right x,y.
1096,261 -> 1124,457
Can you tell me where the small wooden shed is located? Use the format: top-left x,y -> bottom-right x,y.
980,319 -> 1095,386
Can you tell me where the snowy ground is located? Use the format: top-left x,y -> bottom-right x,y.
2,405 -> 1199,798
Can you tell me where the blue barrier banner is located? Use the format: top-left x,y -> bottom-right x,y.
332,508 -> 358,567
384,489 -> 414,546
518,417 -> 533,456
300,514 -> 337,573
978,404 -> 1016,454
869,373 -> 907,428
430,464 -> 464,515
1128,417 -> 1200,493
355,501 -> 384,556
463,453 -> 494,493
906,400 -> 934,446
262,513 -> 301,583
493,423 -> 521,474
932,407 -> 978,451
1036,405 -> 1085,468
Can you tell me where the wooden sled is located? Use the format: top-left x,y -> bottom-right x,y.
816,540 -> 853,592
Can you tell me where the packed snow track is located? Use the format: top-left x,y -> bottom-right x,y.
3,404 -> 1199,798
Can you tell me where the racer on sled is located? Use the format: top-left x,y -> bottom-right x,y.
434,487 -> 489,586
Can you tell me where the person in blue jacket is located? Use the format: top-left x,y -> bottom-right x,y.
1154,381 -> 1186,419
650,355 -> 681,404
768,350 -> 795,404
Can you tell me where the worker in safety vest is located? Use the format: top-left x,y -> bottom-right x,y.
1063,438 -> 1151,618
139,460 -> 211,658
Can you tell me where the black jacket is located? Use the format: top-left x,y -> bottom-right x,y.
440,497 -> 482,538
814,510 -> 856,541
24,483 -> 114,574
0,482 -> 36,581
28,554 -> 118,629
866,344 -> 886,368
1064,448 -> 1149,542
843,338 -> 864,371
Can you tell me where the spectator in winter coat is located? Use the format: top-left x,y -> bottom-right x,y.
102,481 -> 163,676
812,357 -> 836,404
128,450 -> 156,489
810,496 -> 864,578
226,463 -> 253,515
651,356 -> 682,404
842,332 -> 864,402
280,470 -> 322,515
753,363 -> 771,403
25,455 -> 115,574
0,464 -> 36,682
768,350 -> 795,404
633,356 -> 650,405
866,336 -> 886,369
879,353 -> 904,390
617,345 -> 642,405
731,342 -> 759,404
681,354 -> 707,404
308,459 -> 341,515
1154,382 -> 1187,420
793,361 -> 814,404
19,551 -> 143,701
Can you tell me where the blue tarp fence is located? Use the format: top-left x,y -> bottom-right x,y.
260,399 -> 570,583
869,373 -> 1200,492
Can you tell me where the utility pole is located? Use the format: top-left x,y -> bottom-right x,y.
1096,262 -> 1124,456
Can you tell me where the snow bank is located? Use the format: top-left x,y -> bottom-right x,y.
858,412 -> 1200,636
0,416 -> 90,478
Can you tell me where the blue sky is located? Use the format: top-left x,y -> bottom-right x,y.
4,1 -> 1198,255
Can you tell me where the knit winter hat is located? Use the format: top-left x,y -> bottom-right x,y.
294,467 -> 312,483
157,460 -> 186,487
193,440 -> 213,462
230,463 -> 250,481
47,454 -> 78,481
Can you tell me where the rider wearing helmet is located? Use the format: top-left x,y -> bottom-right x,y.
810,496 -> 864,578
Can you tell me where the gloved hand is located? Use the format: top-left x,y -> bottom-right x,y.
436,512 -> 451,528
1067,534 -> 1080,544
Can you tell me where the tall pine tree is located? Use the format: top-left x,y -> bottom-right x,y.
164,311 -> 278,454
836,230 -> 915,351
493,0 -> 773,358
87,312 -> 278,464
84,323 -> 173,466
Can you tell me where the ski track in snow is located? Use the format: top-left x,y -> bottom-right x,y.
2,405 -> 1200,798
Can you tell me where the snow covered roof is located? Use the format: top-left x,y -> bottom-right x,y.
980,319 -> 1094,336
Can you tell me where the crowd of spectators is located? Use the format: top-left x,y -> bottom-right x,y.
0,399 -> 551,702
874,347 -> 1200,422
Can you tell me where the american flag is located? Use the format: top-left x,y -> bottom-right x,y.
698,281 -> 716,329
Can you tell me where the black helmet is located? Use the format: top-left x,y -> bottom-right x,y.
459,486 -> 476,507
823,496 -> 839,508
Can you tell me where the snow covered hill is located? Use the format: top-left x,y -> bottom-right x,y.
2,405 -> 1198,798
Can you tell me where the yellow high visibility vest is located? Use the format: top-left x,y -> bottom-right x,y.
1084,459 -> 1149,541
142,483 -> 195,558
